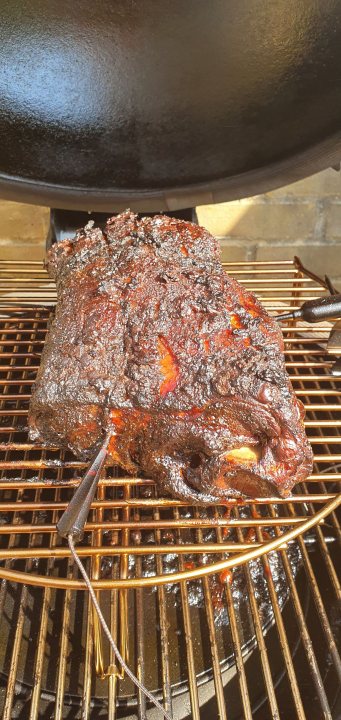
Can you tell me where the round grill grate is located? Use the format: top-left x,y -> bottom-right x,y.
0,259 -> 340,591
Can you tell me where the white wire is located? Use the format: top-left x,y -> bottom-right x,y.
68,534 -> 174,720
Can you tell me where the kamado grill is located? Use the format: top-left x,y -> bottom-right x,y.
0,2 -> 341,719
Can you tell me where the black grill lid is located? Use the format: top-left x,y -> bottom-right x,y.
0,0 -> 340,211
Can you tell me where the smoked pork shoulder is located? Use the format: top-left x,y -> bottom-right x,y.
29,212 -> 313,502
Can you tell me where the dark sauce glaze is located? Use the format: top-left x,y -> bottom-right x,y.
29,211 -> 313,503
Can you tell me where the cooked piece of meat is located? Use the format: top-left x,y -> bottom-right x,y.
29,211 -> 313,502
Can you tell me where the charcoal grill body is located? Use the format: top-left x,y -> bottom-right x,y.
0,0 -> 340,212
0,4 -> 340,719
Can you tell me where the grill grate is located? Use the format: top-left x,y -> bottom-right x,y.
0,259 -> 340,719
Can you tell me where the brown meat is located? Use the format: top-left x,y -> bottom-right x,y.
29,211 -> 313,502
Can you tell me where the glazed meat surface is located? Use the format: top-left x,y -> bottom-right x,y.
29,211 -> 313,502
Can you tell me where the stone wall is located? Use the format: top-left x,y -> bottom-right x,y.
197,167 -> 341,283
0,167 -> 340,282
0,200 -> 49,261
